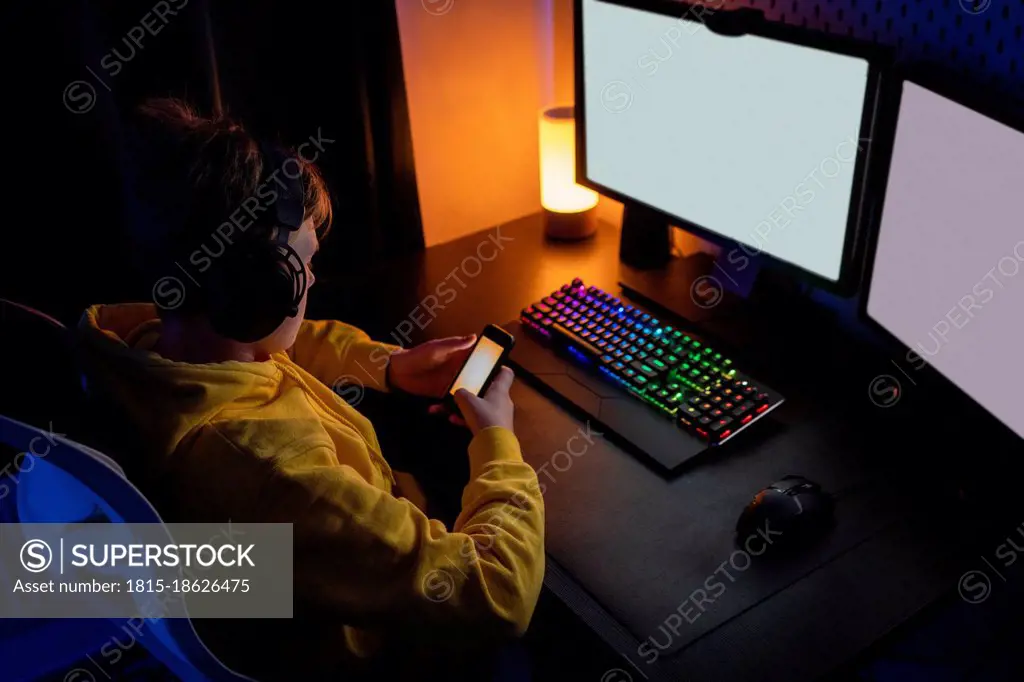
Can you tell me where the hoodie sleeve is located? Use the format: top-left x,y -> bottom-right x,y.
261,426 -> 545,638
286,319 -> 401,393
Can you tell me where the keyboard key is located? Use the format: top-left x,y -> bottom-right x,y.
710,417 -> 734,433
633,375 -> 647,385
684,406 -> 701,418
732,402 -> 754,417
630,361 -> 659,378
710,408 -> 723,417
601,355 -> 613,364
612,362 -> 625,371
666,355 -> 679,365
698,416 -> 713,425
636,351 -> 649,360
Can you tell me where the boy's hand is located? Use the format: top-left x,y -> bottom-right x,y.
450,366 -> 516,435
387,335 -> 476,398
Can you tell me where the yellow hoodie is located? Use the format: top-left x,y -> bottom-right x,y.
77,303 -> 545,675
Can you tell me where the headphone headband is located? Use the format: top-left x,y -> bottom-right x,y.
258,142 -> 306,233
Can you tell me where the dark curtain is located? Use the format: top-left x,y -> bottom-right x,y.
2,0 -> 422,324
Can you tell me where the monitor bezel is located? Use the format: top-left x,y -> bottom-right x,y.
575,0 -> 893,295
857,65 -> 1024,442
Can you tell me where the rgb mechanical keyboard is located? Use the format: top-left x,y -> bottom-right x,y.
518,278 -> 783,448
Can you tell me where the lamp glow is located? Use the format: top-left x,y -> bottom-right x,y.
539,106 -> 598,239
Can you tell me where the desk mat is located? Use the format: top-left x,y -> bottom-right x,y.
510,377 -> 905,658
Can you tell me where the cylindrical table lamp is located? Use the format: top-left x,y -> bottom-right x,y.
539,106 -> 599,240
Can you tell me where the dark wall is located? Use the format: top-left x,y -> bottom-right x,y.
737,0 -> 1022,98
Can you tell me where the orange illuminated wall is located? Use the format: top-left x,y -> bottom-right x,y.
396,0 -> 709,257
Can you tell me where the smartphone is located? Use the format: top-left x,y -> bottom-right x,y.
445,324 -> 516,412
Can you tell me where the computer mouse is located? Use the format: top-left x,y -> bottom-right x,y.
736,475 -> 835,549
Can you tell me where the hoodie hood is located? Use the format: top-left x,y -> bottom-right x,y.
77,303 -> 284,460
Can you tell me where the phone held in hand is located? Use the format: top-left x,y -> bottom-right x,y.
444,324 -> 516,413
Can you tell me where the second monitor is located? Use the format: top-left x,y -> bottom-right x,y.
579,0 -> 882,289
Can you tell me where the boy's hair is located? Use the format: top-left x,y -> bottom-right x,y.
127,98 -> 332,302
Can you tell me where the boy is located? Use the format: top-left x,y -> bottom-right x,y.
77,99 -> 544,680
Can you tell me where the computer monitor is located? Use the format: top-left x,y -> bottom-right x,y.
576,0 -> 884,290
863,76 -> 1024,441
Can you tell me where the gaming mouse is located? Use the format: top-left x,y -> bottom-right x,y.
736,475 -> 834,549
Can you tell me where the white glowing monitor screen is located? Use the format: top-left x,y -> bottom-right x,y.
866,81 -> 1024,440
582,0 -> 871,282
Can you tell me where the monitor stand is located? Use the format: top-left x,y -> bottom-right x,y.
619,203 -> 672,270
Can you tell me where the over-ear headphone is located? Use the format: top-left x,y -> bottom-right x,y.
204,143 -> 309,343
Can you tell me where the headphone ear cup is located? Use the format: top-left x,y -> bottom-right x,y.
207,243 -> 306,343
